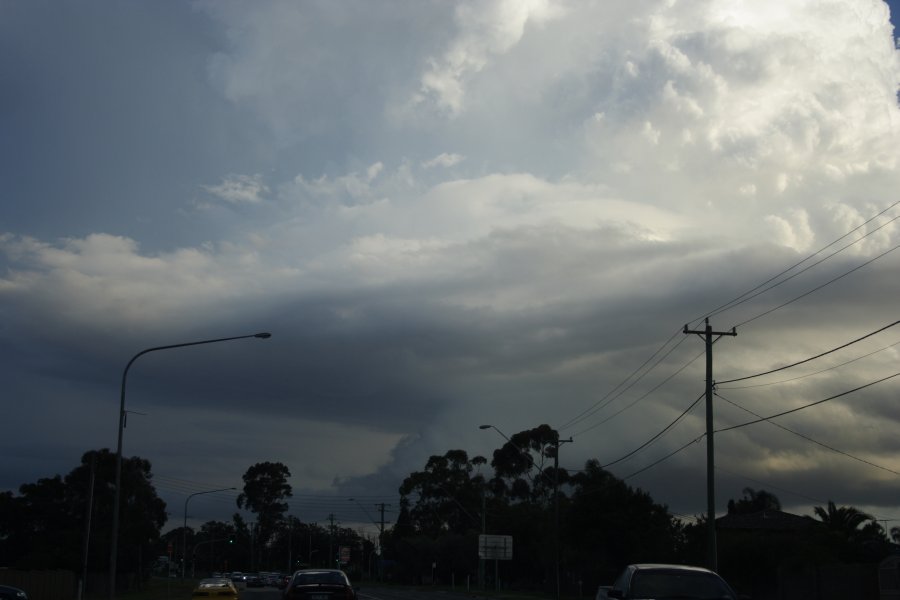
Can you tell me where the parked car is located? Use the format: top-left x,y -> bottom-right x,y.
278,573 -> 291,589
606,564 -> 739,599
192,578 -> 240,599
283,569 -> 357,600
230,572 -> 247,590
0,586 -> 27,600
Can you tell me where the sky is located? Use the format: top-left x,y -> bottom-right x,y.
2,0 -> 900,540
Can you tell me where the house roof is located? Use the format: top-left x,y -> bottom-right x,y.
716,509 -> 817,531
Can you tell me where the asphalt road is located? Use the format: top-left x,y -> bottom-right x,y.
239,586 -> 485,600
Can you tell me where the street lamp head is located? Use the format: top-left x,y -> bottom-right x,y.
254,332 -> 272,339
479,425 -> 492,430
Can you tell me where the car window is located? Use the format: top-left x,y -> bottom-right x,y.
294,572 -> 347,585
630,570 -> 733,599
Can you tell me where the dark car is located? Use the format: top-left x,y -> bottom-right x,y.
283,569 -> 357,600
607,564 -> 738,599
0,585 -> 27,600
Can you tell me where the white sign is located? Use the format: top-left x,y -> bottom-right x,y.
478,534 -> 513,560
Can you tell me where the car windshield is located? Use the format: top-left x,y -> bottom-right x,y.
294,572 -> 347,585
630,570 -> 733,600
198,579 -> 230,588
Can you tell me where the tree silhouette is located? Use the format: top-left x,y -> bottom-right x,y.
236,461 -> 292,565
727,487 -> 781,515
813,500 -> 873,539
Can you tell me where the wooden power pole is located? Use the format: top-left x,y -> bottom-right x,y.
684,318 -> 736,572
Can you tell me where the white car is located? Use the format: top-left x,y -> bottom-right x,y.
605,564 -> 739,599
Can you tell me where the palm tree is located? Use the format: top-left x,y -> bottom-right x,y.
813,500 -> 873,538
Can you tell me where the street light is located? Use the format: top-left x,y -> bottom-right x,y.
109,332 -> 271,600
183,487 -> 237,579
480,424 -> 572,600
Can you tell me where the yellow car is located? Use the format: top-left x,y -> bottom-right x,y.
192,578 -> 240,599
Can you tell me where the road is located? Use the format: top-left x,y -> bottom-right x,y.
240,586 -> 486,600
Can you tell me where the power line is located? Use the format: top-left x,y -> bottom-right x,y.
621,435 -> 705,480
573,347 -> 705,436
719,338 -> 900,390
719,320 -> 900,385
600,391 -> 705,468
716,392 -> 900,476
716,371 -> 900,433
560,201 -> 900,435
704,200 -> 900,323
560,328 -> 688,431
733,241 -> 900,329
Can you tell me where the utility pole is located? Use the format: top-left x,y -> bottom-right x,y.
684,318 -> 736,572
328,514 -> 336,568
553,437 -> 573,600
375,503 -> 389,581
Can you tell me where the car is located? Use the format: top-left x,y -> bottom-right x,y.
283,569 -> 357,600
606,564 -> 739,599
230,572 -> 248,590
191,578 -> 240,599
0,586 -> 27,600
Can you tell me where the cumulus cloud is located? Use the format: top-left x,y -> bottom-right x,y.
422,153 -> 465,169
3,0 -> 900,523
203,173 -> 269,205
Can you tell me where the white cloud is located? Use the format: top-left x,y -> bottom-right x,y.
203,173 -> 269,205
5,0 -> 900,520
422,153 -> 465,169
413,0 -> 563,115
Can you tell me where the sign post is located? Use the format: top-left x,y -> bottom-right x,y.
478,535 -> 513,592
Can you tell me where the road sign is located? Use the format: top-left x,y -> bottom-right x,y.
340,546 -> 351,564
478,534 -> 513,560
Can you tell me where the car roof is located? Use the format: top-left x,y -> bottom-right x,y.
630,564 -> 716,574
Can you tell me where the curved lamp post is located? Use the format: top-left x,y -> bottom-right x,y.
479,424 -> 572,600
182,487 -> 237,579
109,332 -> 271,600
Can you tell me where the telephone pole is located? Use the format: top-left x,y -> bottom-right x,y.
684,318 -> 736,572
375,503 -> 389,581
328,514 -> 336,568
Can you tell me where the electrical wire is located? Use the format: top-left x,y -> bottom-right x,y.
719,338 -> 900,390
690,200 -> 900,323
558,200 -> 900,434
719,320 -> 900,385
559,327 -> 687,431
573,347 -> 705,436
716,392 -> 900,476
733,241 -> 900,329
621,435 -> 705,480
715,371 -> 900,434
600,391 -> 705,468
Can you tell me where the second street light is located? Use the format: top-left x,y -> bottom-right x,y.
480,424 -> 572,600
109,332 -> 271,600
183,487 -> 236,579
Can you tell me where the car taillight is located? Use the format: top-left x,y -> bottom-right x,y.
345,587 -> 354,600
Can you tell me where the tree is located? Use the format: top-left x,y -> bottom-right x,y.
813,500 -> 874,539
236,462 -> 292,566
398,450 -> 485,537
567,460 -> 681,586
490,424 -> 561,503
0,448 -> 167,582
727,487 -> 782,515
